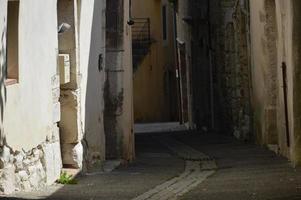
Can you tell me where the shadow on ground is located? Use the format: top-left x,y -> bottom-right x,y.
4,131 -> 301,200
4,133 -> 184,200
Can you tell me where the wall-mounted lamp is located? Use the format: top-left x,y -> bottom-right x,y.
58,23 -> 71,34
127,19 -> 135,26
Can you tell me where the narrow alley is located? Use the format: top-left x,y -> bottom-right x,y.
6,126 -> 301,200
1,0 -> 301,199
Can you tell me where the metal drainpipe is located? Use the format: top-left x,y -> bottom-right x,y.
172,3 -> 183,123
282,62 -> 290,147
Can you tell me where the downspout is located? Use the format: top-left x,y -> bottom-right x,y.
172,2 -> 183,123
282,62 -> 290,147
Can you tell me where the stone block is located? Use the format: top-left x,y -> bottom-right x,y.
0,165 -> 16,194
62,143 -> 83,169
27,165 -> 37,175
36,161 -> 46,180
23,159 -> 31,166
28,172 -> 40,189
43,142 -> 62,185
0,146 -> 11,164
20,181 -> 31,191
52,125 -> 60,142
29,155 -> 40,163
60,90 -> 80,143
51,75 -> 60,89
0,160 -> 4,169
13,153 -> 24,171
53,102 -> 61,123
52,87 -> 60,103
18,170 -> 29,181
32,148 -> 40,158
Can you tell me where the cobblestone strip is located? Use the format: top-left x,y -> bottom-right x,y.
157,136 -> 211,161
132,136 -> 217,200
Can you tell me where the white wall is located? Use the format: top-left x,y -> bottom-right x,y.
79,0 -> 106,166
2,0 -> 59,151
0,0 -> 8,146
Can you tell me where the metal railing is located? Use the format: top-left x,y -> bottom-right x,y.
132,18 -> 151,46
132,18 -> 151,72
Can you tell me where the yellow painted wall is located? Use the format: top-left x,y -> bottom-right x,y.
132,0 -> 177,122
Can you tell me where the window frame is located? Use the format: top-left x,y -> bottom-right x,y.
5,0 -> 20,86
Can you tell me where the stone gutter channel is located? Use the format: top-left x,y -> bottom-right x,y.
132,136 -> 217,200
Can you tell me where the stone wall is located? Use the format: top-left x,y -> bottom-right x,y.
57,0 -> 83,169
0,0 -> 63,194
196,0 -> 252,138
0,131 -> 61,194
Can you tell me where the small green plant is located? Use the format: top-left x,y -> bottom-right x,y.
57,172 -> 78,185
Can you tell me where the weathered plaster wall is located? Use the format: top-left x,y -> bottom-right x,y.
3,0 -> 59,152
79,0 -> 106,170
104,0 -> 134,161
175,0 -> 194,128
250,0 -> 272,145
250,0 -> 294,159
57,0 -> 83,168
132,0 -> 177,123
0,0 -> 62,193
291,0 -> 301,165
121,0 -> 135,162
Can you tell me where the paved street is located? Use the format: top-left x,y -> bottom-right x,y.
5,130 -> 301,200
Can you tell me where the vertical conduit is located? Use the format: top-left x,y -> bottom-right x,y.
282,62 -> 290,147
172,4 -> 183,123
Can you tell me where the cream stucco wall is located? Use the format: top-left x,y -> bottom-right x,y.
104,0 -> 134,161
176,0 -> 194,127
79,0 -> 107,167
121,0 -> 134,161
2,0 -> 59,151
250,0 -> 294,159
132,0 -> 177,123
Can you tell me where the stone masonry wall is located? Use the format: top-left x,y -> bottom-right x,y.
210,0 -> 251,139
0,71 -> 63,195
0,128 -> 62,194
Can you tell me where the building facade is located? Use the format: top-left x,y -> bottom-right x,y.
249,0 -> 301,165
104,0 -> 134,161
2,0 -> 301,196
174,0 -> 301,165
132,0 -> 178,123
0,0 -> 63,193
0,0 -> 134,194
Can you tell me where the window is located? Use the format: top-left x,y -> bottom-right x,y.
162,5 -> 167,41
6,0 -> 19,85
